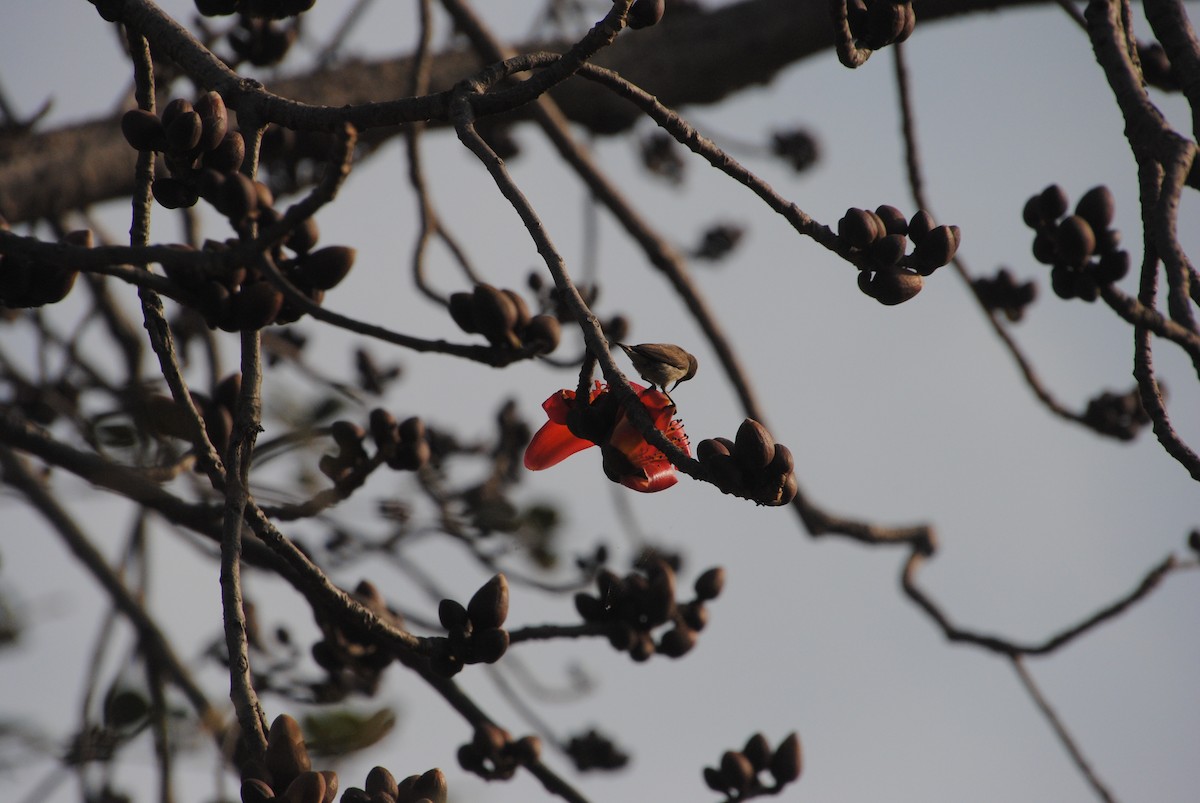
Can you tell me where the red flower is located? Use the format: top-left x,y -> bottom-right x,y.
524,382 -> 690,493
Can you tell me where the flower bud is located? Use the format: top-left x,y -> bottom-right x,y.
265,715 -> 310,792
770,732 -> 803,785
121,109 -> 166,152
694,566 -> 725,601
734,418 -> 775,471
364,767 -> 398,800
467,574 -> 509,630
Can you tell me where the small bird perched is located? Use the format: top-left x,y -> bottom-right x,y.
618,342 -> 698,404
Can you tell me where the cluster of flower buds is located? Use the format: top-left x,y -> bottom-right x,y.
1024,184 -> 1128,301
196,2 -> 311,67
703,732 -> 803,799
771,127 -> 820,173
168,237 -> 354,332
971,268 -> 1037,322
143,372 -> 241,455
310,581 -> 402,699
847,0 -> 915,49
565,728 -> 629,771
575,559 -> 724,661
121,93 -> 242,210
839,205 -> 960,305
0,226 -> 87,309
694,222 -> 745,261
449,283 -> 561,354
1083,387 -> 1150,441
429,574 -> 510,678
640,131 -> 685,184
628,0 -> 666,29
696,419 -> 797,506
239,715 -> 338,803
457,722 -> 541,782
122,94 -> 356,331
339,765 -> 449,803
368,409 -> 431,471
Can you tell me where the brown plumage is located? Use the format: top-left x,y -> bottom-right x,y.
618,342 -> 698,403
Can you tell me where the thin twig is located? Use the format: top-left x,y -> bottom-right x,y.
1011,656 -> 1118,803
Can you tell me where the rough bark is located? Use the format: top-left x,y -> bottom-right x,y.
0,0 -> 1043,224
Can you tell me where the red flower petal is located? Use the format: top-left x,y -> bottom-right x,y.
524,418 -> 595,470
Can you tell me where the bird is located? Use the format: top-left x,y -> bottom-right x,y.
618,342 -> 698,404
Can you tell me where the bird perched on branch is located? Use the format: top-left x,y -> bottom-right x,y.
618,342 -> 698,404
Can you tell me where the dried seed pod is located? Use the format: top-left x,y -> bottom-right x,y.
1096,249 -> 1130,284
862,0 -> 904,47
194,91 -> 228,152
502,288 -> 532,330
681,600 -> 709,631
512,735 -> 542,764
779,471 -> 799,506
719,750 -> 754,796
317,772 -> 337,803
468,627 -> 509,664
521,314 -> 561,354
870,233 -> 907,267
913,225 -> 960,273
219,171 -> 258,222
467,573 -> 509,630
398,416 -> 425,444
907,209 -> 935,243
152,177 -> 199,209
161,98 -> 194,128
838,207 -> 879,250
265,715 -> 311,792
574,592 -> 604,621
1055,215 -> 1096,268
195,0 -> 240,15
438,598 -> 470,631
897,2 -> 917,42
643,561 -> 676,627
874,204 -> 908,235
1038,184 -> 1069,221
743,733 -> 772,772
364,766 -> 398,801
769,732 -> 803,785
866,268 -> 923,305
471,283 -> 520,347
706,451 -> 743,491
657,625 -> 697,657
368,408 -> 400,452
121,108 -> 166,152
1032,231 -> 1057,265
241,778 -> 277,803
286,215 -> 320,255
734,418 -> 775,471
696,438 -> 732,463
630,630 -> 655,661
165,109 -> 204,154
204,130 -> 246,173
768,443 -> 794,476
448,292 -> 478,334
1075,185 -> 1115,232
282,771 -> 326,803
412,768 -> 449,803
627,0 -> 665,29
228,282 -> 284,330
296,246 -> 356,290
694,566 -> 725,601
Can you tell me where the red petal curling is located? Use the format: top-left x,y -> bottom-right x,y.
523,383 -> 688,494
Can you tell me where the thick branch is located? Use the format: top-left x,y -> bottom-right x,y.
1,0 -> 1046,223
